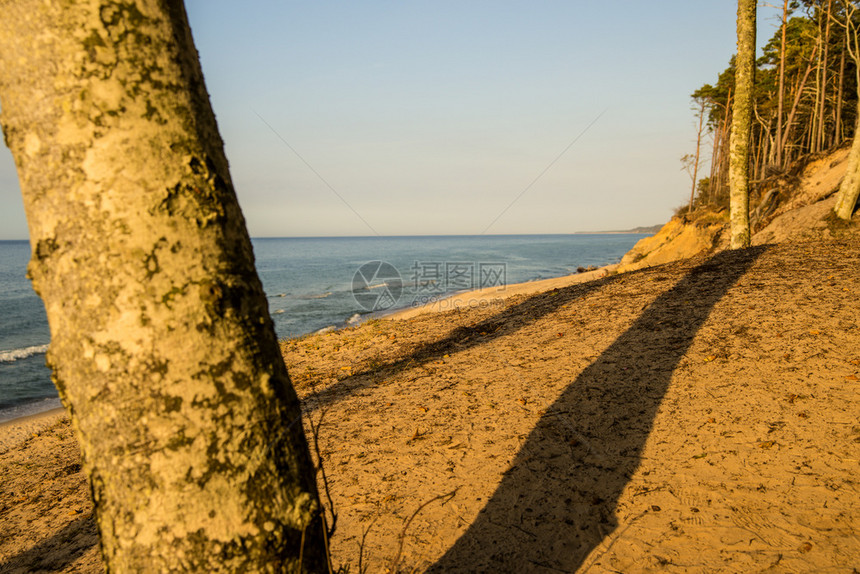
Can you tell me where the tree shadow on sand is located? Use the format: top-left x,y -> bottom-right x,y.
0,512 -> 98,573
428,246 -> 768,573
305,273 -> 619,413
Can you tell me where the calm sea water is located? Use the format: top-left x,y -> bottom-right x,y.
0,234 -> 645,422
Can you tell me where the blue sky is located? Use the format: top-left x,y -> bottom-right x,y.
0,2 -> 786,238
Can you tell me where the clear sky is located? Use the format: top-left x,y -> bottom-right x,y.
0,2 -> 786,239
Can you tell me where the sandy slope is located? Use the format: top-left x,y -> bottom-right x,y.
617,147 -> 854,274
2,239 -> 858,573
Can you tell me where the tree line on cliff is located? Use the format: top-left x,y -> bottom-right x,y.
687,0 -> 860,224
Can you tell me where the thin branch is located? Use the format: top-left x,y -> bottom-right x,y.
388,489 -> 458,573
305,380 -> 338,540
357,514 -> 379,574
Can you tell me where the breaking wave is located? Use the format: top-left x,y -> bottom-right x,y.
0,344 -> 49,363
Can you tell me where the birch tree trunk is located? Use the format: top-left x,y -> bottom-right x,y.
729,0 -> 756,248
833,2 -> 860,221
0,1 -> 327,571
834,114 -> 860,219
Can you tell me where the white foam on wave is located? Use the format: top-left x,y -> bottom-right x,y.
307,291 -> 332,300
0,344 -> 49,363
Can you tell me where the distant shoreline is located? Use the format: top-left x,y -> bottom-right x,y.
251,231 -> 659,240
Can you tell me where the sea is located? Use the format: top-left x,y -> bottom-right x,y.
0,234 -> 646,423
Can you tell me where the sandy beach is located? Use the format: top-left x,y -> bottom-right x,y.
0,408 -> 66,453
383,264 -> 617,322
1,239 -> 859,572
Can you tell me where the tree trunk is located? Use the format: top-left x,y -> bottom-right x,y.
834,114 -> 860,219
752,104 -> 771,182
758,116 -> 772,181
714,90 -> 733,206
833,1 -> 860,220
775,0 -> 789,167
834,32 -> 847,145
0,1 -> 327,571
810,3 -> 824,153
752,118 -> 762,182
689,99 -> 706,215
817,0 -> 833,152
730,0 -> 756,248
709,119 -> 721,205
781,45 -> 819,159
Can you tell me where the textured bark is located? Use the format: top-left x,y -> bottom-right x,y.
729,0 -> 756,249
834,113 -> 860,219
834,2 -> 860,221
0,1 -> 326,571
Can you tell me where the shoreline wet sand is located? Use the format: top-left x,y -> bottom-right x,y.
0,407 -> 66,455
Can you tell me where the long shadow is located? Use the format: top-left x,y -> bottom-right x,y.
0,512 -> 98,572
304,273 -> 618,412
428,246 -> 768,573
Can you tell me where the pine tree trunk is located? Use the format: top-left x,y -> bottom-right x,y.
709,120 -> 721,205
752,120 -> 762,182
817,0 -> 832,152
716,91 -> 733,206
811,4 -> 824,153
775,0 -> 789,167
729,0 -> 756,248
0,1 -> 327,571
758,117 -> 771,181
689,99 -> 706,214
834,41 -> 846,145
781,45 -> 819,161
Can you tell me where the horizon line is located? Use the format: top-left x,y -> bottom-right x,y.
0,228 -> 661,242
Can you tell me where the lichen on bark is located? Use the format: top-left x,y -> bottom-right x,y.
0,0 -> 326,571
729,0 -> 755,249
